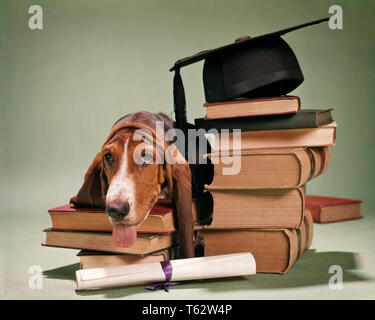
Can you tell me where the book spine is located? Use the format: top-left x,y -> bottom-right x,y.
304,209 -> 314,249
296,96 -> 301,112
294,149 -> 312,187
294,147 -> 330,187
315,147 -> 330,176
281,229 -> 299,274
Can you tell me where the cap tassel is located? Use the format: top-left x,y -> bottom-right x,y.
173,66 -> 188,133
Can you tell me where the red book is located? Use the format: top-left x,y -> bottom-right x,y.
48,199 -> 198,234
306,195 -> 362,223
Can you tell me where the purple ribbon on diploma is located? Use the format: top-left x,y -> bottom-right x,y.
146,261 -> 180,292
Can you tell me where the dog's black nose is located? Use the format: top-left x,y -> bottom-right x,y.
106,202 -> 130,221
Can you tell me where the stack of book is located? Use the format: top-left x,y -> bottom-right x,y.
43,199 -> 198,269
194,96 -> 336,274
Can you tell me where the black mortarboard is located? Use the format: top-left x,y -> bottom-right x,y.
170,17 -> 329,132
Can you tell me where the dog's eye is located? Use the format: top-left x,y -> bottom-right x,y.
141,153 -> 153,166
104,153 -> 113,164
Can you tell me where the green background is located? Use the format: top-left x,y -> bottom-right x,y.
0,0 -> 374,299
1,0 -> 374,215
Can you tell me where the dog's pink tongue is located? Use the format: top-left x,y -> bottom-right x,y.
112,224 -> 137,247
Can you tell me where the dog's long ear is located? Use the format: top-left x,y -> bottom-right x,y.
165,145 -> 195,258
70,152 -> 108,208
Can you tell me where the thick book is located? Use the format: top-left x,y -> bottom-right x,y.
42,229 -> 176,255
204,96 -> 301,119
201,186 -> 305,229
198,209 -> 313,274
77,247 -> 177,269
207,147 -> 330,189
48,198 -> 198,234
306,195 -> 362,223
211,121 -> 336,152
195,108 -> 333,131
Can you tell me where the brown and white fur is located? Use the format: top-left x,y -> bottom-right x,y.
70,111 -> 195,258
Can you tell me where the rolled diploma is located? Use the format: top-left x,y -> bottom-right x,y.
76,252 -> 256,290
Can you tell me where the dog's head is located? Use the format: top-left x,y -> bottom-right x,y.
70,122 -> 194,257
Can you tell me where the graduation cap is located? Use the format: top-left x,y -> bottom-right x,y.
170,17 -> 329,132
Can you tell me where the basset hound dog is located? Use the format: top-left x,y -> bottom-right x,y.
70,111 -> 213,258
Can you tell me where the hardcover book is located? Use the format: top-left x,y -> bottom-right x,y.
195,109 -> 334,131
77,247 -> 177,269
211,122 -> 336,152
207,147 -> 330,189
203,96 -> 301,119
201,186 -> 305,229
198,209 -> 313,274
306,195 -> 362,223
43,229 -> 176,255
48,198 -> 198,234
